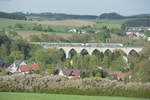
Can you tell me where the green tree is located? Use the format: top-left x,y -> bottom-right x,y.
89,72 -> 94,78
5,56 -> 14,63
110,57 -> 126,71
10,51 -> 24,60
146,32 -> 150,37
102,55 -> 110,68
29,35 -> 41,42
95,72 -> 101,77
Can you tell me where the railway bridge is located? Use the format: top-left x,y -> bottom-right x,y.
31,42 -> 144,58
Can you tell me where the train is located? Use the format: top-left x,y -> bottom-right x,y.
31,42 -> 124,47
81,43 -> 123,47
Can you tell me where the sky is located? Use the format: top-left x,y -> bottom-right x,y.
0,0 -> 150,16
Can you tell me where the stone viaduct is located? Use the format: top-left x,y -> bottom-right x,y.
31,42 -> 144,58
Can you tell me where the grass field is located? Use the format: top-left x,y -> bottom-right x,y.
0,18 -> 34,29
93,19 -> 134,29
0,92 -> 149,100
0,18 -> 77,34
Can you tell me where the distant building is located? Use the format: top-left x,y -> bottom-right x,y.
58,69 -> 80,80
8,61 -> 39,74
126,29 -> 145,38
108,71 -> 128,81
147,28 -> 150,31
68,29 -> 77,33
78,30 -> 87,34
148,37 -> 150,41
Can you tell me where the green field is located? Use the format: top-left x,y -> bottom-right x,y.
0,18 -> 77,34
93,19 -> 133,29
0,92 -> 149,100
0,18 -> 34,29
0,17 -> 134,35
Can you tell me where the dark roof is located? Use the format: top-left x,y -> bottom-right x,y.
62,69 -> 80,76
0,60 -> 5,66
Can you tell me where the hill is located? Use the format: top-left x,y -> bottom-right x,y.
99,13 -> 125,19
15,12 -> 98,20
0,12 -> 26,20
125,18 -> 150,27
99,13 -> 150,19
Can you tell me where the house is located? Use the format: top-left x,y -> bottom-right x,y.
94,30 -> 100,34
126,30 -> 145,38
58,69 -> 80,80
147,28 -> 150,31
68,29 -> 77,33
17,64 -> 39,73
80,30 -> 87,34
8,61 -> 39,74
126,27 -> 146,38
108,71 -> 128,81
148,37 -> 150,41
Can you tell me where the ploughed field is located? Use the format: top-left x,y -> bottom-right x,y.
31,20 -> 96,27
0,92 -> 149,100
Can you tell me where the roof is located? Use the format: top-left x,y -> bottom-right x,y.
62,69 -> 80,76
0,60 -> 5,67
69,76 -> 79,80
108,71 -> 128,81
18,64 -> 39,72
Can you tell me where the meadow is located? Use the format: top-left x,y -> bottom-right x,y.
0,92 -> 149,100
0,18 -> 33,29
0,18 -> 78,33
93,19 -> 133,29
0,17 -> 129,31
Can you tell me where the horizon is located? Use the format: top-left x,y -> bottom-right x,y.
0,0 -> 150,16
1,11 -> 150,17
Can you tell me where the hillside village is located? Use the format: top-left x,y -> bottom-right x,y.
0,11 -> 150,99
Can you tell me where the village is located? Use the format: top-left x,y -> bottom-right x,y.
0,54 -> 130,82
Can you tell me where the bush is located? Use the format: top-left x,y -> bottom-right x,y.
0,74 -> 150,98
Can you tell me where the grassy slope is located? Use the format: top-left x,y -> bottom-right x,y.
0,17 -> 135,35
0,18 -> 33,29
0,92 -> 149,100
0,18 -> 76,34
94,19 -> 133,29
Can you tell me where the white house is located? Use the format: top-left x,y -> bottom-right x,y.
68,29 -> 77,33
148,37 -> 150,41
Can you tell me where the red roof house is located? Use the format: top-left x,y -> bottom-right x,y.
108,71 -> 128,81
17,64 -> 39,72
8,63 -> 39,73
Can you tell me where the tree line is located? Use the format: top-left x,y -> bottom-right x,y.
0,12 -> 26,20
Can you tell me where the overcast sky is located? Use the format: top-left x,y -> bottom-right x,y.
0,0 -> 150,16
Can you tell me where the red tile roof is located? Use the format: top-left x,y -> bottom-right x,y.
108,71 -> 128,81
69,76 -> 79,80
18,64 -> 39,72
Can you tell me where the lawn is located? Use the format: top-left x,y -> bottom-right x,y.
0,92 -> 149,100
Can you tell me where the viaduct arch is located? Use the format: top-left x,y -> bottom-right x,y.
57,47 -> 143,58
31,42 -> 144,58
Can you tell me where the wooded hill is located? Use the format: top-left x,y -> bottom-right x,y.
0,12 -> 26,20
99,13 -> 150,19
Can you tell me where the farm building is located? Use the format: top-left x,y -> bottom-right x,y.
108,71 -> 128,81
57,69 -> 80,80
8,61 -> 39,74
